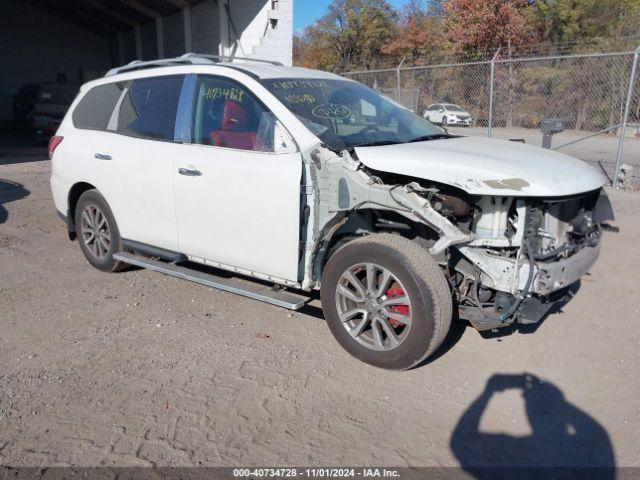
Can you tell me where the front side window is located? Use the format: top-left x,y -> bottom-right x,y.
73,82 -> 125,130
191,76 -> 275,152
261,78 -> 445,152
117,75 -> 184,141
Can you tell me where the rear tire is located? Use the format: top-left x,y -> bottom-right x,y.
75,190 -> 126,273
320,233 -> 452,370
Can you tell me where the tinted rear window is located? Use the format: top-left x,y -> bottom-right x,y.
73,83 -> 125,130
117,76 -> 184,141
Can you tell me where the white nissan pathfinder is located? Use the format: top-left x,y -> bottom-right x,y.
50,54 -> 612,370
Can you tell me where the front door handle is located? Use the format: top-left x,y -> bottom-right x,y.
178,167 -> 202,177
94,153 -> 112,160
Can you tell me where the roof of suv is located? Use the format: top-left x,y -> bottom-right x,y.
221,62 -> 345,80
103,54 -> 346,82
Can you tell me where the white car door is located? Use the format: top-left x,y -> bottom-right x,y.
173,74 -> 302,282
97,75 -> 184,252
427,105 -> 441,123
437,105 -> 447,123
424,106 -> 434,122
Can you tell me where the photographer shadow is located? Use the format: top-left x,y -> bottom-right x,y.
450,373 -> 615,479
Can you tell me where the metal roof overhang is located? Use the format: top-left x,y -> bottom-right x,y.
23,0 -> 204,37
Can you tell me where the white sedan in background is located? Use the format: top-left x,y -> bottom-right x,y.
423,103 -> 471,127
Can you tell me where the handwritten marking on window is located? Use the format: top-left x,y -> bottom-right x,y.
312,103 -> 352,119
270,80 -> 330,90
203,87 -> 245,103
285,94 -> 316,105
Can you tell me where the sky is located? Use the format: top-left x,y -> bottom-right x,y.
294,0 -> 412,35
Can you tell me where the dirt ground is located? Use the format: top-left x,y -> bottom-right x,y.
1,158 -> 640,469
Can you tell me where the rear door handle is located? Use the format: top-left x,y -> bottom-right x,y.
94,153 -> 112,160
178,167 -> 202,177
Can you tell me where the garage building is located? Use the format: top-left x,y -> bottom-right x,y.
0,0 -> 293,126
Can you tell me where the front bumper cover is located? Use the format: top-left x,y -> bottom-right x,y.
533,243 -> 600,295
460,286 -> 574,331
446,117 -> 471,125
460,244 -> 600,331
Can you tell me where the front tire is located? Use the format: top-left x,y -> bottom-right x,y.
75,190 -> 126,272
320,234 -> 452,370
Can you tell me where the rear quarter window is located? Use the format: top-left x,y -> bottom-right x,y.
117,76 -> 184,141
72,82 -> 125,130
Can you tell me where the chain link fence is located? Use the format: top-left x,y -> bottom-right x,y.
345,48 -> 640,189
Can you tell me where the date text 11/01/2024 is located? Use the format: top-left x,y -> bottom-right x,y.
233,468 -> 401,478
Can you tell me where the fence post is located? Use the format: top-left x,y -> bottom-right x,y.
488,47 -> 501,138
613,44 -> 640,187
396,57 -> 406,103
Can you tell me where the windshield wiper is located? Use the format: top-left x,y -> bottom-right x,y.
349,140 -> 403,149
351,134 -> 454,149
407,133 -> 454,143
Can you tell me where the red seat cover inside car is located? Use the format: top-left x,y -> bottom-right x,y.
210,100 -> 256,150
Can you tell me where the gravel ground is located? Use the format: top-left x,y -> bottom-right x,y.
1,158 -> 639,469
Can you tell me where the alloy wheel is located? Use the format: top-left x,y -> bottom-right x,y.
334,262 -> 413,351
80,204 -> 111,260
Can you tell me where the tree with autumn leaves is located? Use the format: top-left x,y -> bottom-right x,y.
297,0 -> 398,72
294,0 -> 640,71
443,0 -> 532,59
381,0 -> 444,65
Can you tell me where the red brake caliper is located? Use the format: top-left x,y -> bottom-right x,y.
386,284 -> 409,327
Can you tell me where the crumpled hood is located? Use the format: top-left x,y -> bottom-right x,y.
354,136 -> 605,196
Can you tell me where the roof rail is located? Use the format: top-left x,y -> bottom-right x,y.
105,52 -> 283,77
181,53 -> 283,66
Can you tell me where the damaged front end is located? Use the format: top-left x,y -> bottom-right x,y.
455,190 -> 608,330
301,147 -> 612,331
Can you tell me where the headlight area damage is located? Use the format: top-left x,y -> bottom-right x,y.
301,148 -> 613,332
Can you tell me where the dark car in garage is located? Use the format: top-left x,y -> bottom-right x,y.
29,83 -> 79,142
12,84 -> 40,128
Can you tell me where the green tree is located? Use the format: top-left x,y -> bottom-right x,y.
528,0 -> 640,49
300,0 -> 398,71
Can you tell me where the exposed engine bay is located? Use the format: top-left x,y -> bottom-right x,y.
301,147 -> 613,331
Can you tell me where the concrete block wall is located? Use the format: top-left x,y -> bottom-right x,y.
226,0 -> 271,56
141,22 -> 157,60
192,1 -> 220,54
251,0 -> 293,66
122,29 -> 137,63
163,11 -> 185,59
227,0 -> 293,66
117,6 -> 218,62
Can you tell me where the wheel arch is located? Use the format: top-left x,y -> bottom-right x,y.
67,182 -> 97,240
312,209 -> 441,286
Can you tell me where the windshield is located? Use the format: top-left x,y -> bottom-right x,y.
444,104 -> 464,112
261,78 -> 445,151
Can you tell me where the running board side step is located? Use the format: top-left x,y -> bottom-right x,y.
113,252 -> 309,310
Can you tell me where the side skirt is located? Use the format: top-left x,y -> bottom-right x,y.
113,251 -> 309,311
